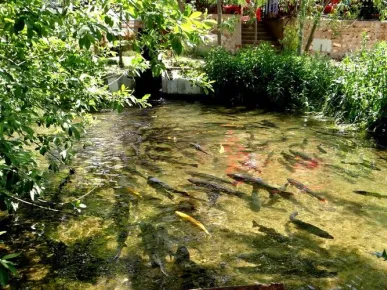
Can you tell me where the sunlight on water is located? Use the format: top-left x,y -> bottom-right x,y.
15,101 -> 387,289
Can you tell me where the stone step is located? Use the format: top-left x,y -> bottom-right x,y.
242,35 -> 274,41
242,29 -> 267,34
242,39 -> 280,47
242,31 -> 272,36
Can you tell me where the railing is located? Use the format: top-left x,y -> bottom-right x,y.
263,0 -> 280,19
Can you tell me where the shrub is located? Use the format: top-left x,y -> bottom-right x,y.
324,42 -> 387,134
204,45 -> 336,112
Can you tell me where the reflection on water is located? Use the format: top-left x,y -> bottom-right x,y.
9,101 -> 387,289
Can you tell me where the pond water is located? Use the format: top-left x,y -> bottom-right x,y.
9,101 -> 387,289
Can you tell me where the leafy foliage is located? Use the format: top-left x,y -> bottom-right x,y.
205,45 -> 336,111
0,0 -> 214,210
323,41 -> 387,130
0,232 -> 19,286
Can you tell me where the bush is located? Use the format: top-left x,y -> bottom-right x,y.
324,42 -> 387,131
204,45 -> 336,112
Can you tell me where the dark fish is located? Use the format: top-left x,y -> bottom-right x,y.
324,164 -> 359,178
263,151 -> 275,167
290,211 -> 334,239
259,120 -> 278,128
227,173 -> 294,199
187,178 -> 246,198
278,158 -> 295,172
250,187 -> 261,212
227,173 -> 277,191
287,178 -> 326,202
317,144 -> 328,154
341,161 -> 381,171
137,159 -> 163,173
289,138 -> 308,149
190,143 -> 210,155
353,190 -> 387,199
139,223 -> 174,276
281,151 -> 298,165
289,149 -> 314,161
252,220 -> 289,242
148,154 -> 198,168
175,246 -> 190,264
186,171 -> 235,186
147,177 -> 188,200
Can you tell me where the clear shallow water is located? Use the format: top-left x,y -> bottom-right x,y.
9,101 -> 387,289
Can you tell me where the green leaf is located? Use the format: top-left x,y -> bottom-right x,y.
171,37 -> 183,55
0,267 -> 9,286
189,11 -> 202,19
6,264 -> 17,276
2,253 -> 20,260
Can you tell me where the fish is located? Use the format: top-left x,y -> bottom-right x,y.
227,173 -> 294,199
239,153 -> 261,172
317,144 -> 328,154
187,178 -> 246,198
175,211 -> 210,235
252,220 -> 289,242
250,187 -> 261,212
151,253 -> 169,276
290,211 -> 334,239
324,164 -> 359,178
289,149 -> 314,161
341,161 -> 381,171
287,178 -> 326,202
137,159 -> 163,173
147,154 -> 199,168
353,190 -> 387,199
147,177 -> 188,200
281,152 -> 297,163
263,151 -> 275,167
139,223 -> 174,276
126,187 -> 142,198
190,143 -> 210,155
259,120 -> 278,128
186,171 -> 235,186
289,138 -> 308,149
175,245 -> 190,264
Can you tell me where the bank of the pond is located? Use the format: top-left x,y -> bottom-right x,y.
203,43 -> 387,146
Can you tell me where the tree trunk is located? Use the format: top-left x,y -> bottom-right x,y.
118,5 -> 124,68
297,0 -> 307,55
177,0 -> 185,12
217,0 -> 222,46
304,0 -> 330,52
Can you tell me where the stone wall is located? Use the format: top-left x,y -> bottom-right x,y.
267,17 -> 387,58
305,19 -> 387,58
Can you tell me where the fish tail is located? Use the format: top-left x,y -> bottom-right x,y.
290,211 -> 299,221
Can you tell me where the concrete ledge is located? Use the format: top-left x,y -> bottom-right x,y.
106,69 -> 204,96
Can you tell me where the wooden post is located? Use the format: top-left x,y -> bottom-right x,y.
118,4 -> 124,68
